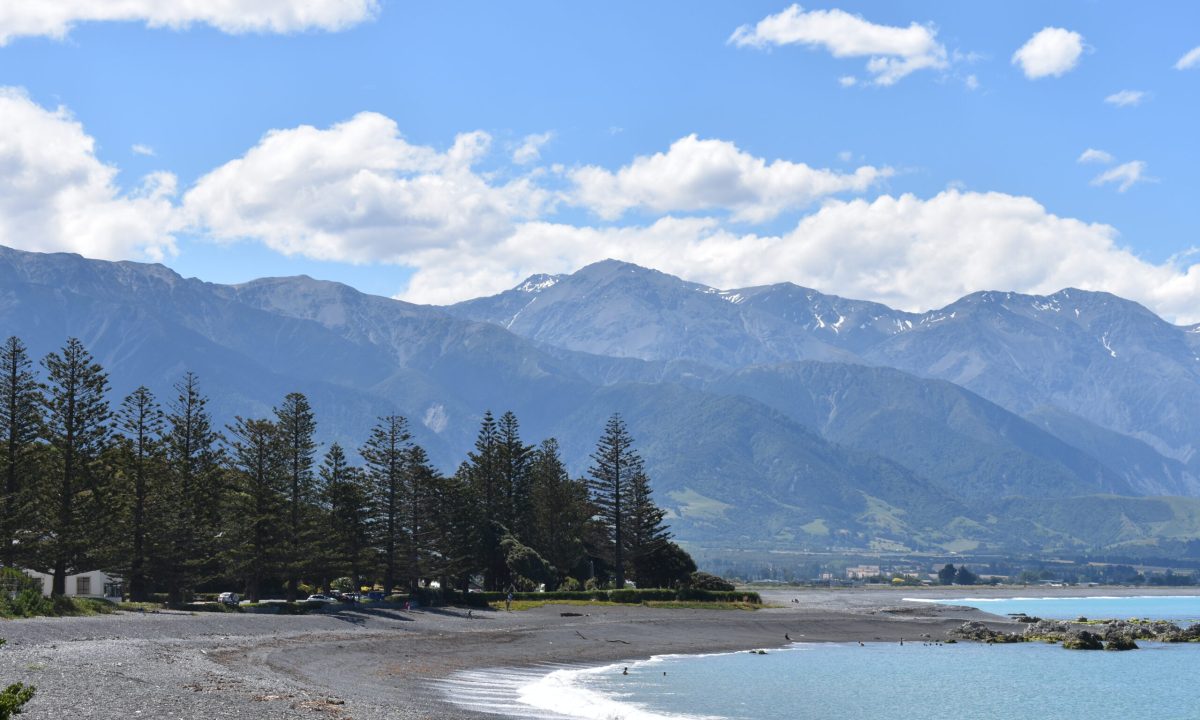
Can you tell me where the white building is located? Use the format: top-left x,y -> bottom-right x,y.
21,569 -> 122,599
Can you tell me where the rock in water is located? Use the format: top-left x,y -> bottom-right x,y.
1062,630 -> 1104,650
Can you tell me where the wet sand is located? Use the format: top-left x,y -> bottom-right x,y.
0,586 -> 1193,719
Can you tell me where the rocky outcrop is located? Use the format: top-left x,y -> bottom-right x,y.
1161,623 -> 1200,643
949,621 -> 1024,643
1105,637 -> 1138,651
1061,630 -> 1104,650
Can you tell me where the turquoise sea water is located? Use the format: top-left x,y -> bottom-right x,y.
448,595 -> 1200,720
541,642 -> 1200,720
905,594 -> 1200,621
443,596 -> 1200,720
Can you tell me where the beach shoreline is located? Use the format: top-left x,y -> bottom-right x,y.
1,586 -> 1196,719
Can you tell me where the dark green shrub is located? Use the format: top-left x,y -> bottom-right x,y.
687,572 -> 735,591
3,588 -> 53,618
409,587 -> 444,606
0,683 -> 34,719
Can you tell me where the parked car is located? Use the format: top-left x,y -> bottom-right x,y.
365,590 -> 385,601
305,594 -> 338,604
217,592 -> 239,606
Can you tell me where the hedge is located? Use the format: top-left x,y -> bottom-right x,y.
455,588 -> 760,606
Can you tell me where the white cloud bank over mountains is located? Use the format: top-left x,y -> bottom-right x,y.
3,89 -> 1200,323
182,112 -> 549,263
568,135 -> 891,223
729,4 -> 947,86
0,0 -> 378,45
0,88 -> 179,261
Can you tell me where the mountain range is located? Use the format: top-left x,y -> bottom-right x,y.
4,245 -> 1200,558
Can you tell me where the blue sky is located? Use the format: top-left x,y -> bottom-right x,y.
1,2 -> 1198,320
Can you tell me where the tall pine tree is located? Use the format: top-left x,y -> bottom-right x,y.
225,417 -> 285,602
274,392 -> 318,601
0,337 -> 41,569
112,387 -> 165,601
400,443 -> 440,591
624,468 -> 672,586
465,411 -> 505,590
321,444 -> 371,592
497,411 -> 534,542
38,338 -> 112,596
528,438 -> 589,585
587,414 -> 642,589
161,372 -> 224,601
361,415 -> 411,594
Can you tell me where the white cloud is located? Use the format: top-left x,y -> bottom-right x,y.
964,74 -> 979,90
182,112 -> 550,262
9,101 -> 1194,326
729,5 -> 947,85
0,0 -> 378,45
1091,161 -> 1150,192
1078,148 -> 1114,164
131,143 -> 156,156
1012,27 -> 1084,79
568,134 -> 891,223
512,132 -> 553,165
1175,46 -> 1200,70
0,87 -> 179,261
838,75 -> 858,87
1104,90 -> 1146,107
393,190 -> 1200,325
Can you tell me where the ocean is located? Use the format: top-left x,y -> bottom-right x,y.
442,596 -> 1200,720
904,594 -> 1200,622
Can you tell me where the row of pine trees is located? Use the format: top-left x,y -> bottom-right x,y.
0,336 -> 694,601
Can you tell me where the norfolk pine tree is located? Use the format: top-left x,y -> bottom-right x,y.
321,443 -> 371,591
225,417 -> 285,602
0,337 -> 41,569
160,372 -> 225,600
275,392 -> 318,601
587,414 -> 642,589
497,411 -> 534,541
528,438 -> 589,584
361,415 -> 411,594
113,386 -> 165,601
465,411 -> 505,589
624,468 -> 672,586
400,443 -> 440,591
38,338 -> 112,596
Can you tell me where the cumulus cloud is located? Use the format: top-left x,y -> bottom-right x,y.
0,87 -> 179,261
1104,90 -> 1146,107
1078,148 -> 1114,164
1176,46 -> 1200,70
729,5 -> 947,85
568,134 -> 890,223
1012,27 -> 1084,79
0,0 -> 378,45
512,132 -> 553,165
9,101 -> 1195,325
394,190 -> 1200,325
131,143 -> 156,156
1090,161 -> 1151,192
182,112 -> 550,261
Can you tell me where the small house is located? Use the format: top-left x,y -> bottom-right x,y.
21,569 -> 122,599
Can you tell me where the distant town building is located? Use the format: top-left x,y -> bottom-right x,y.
846,565 -> 881,580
